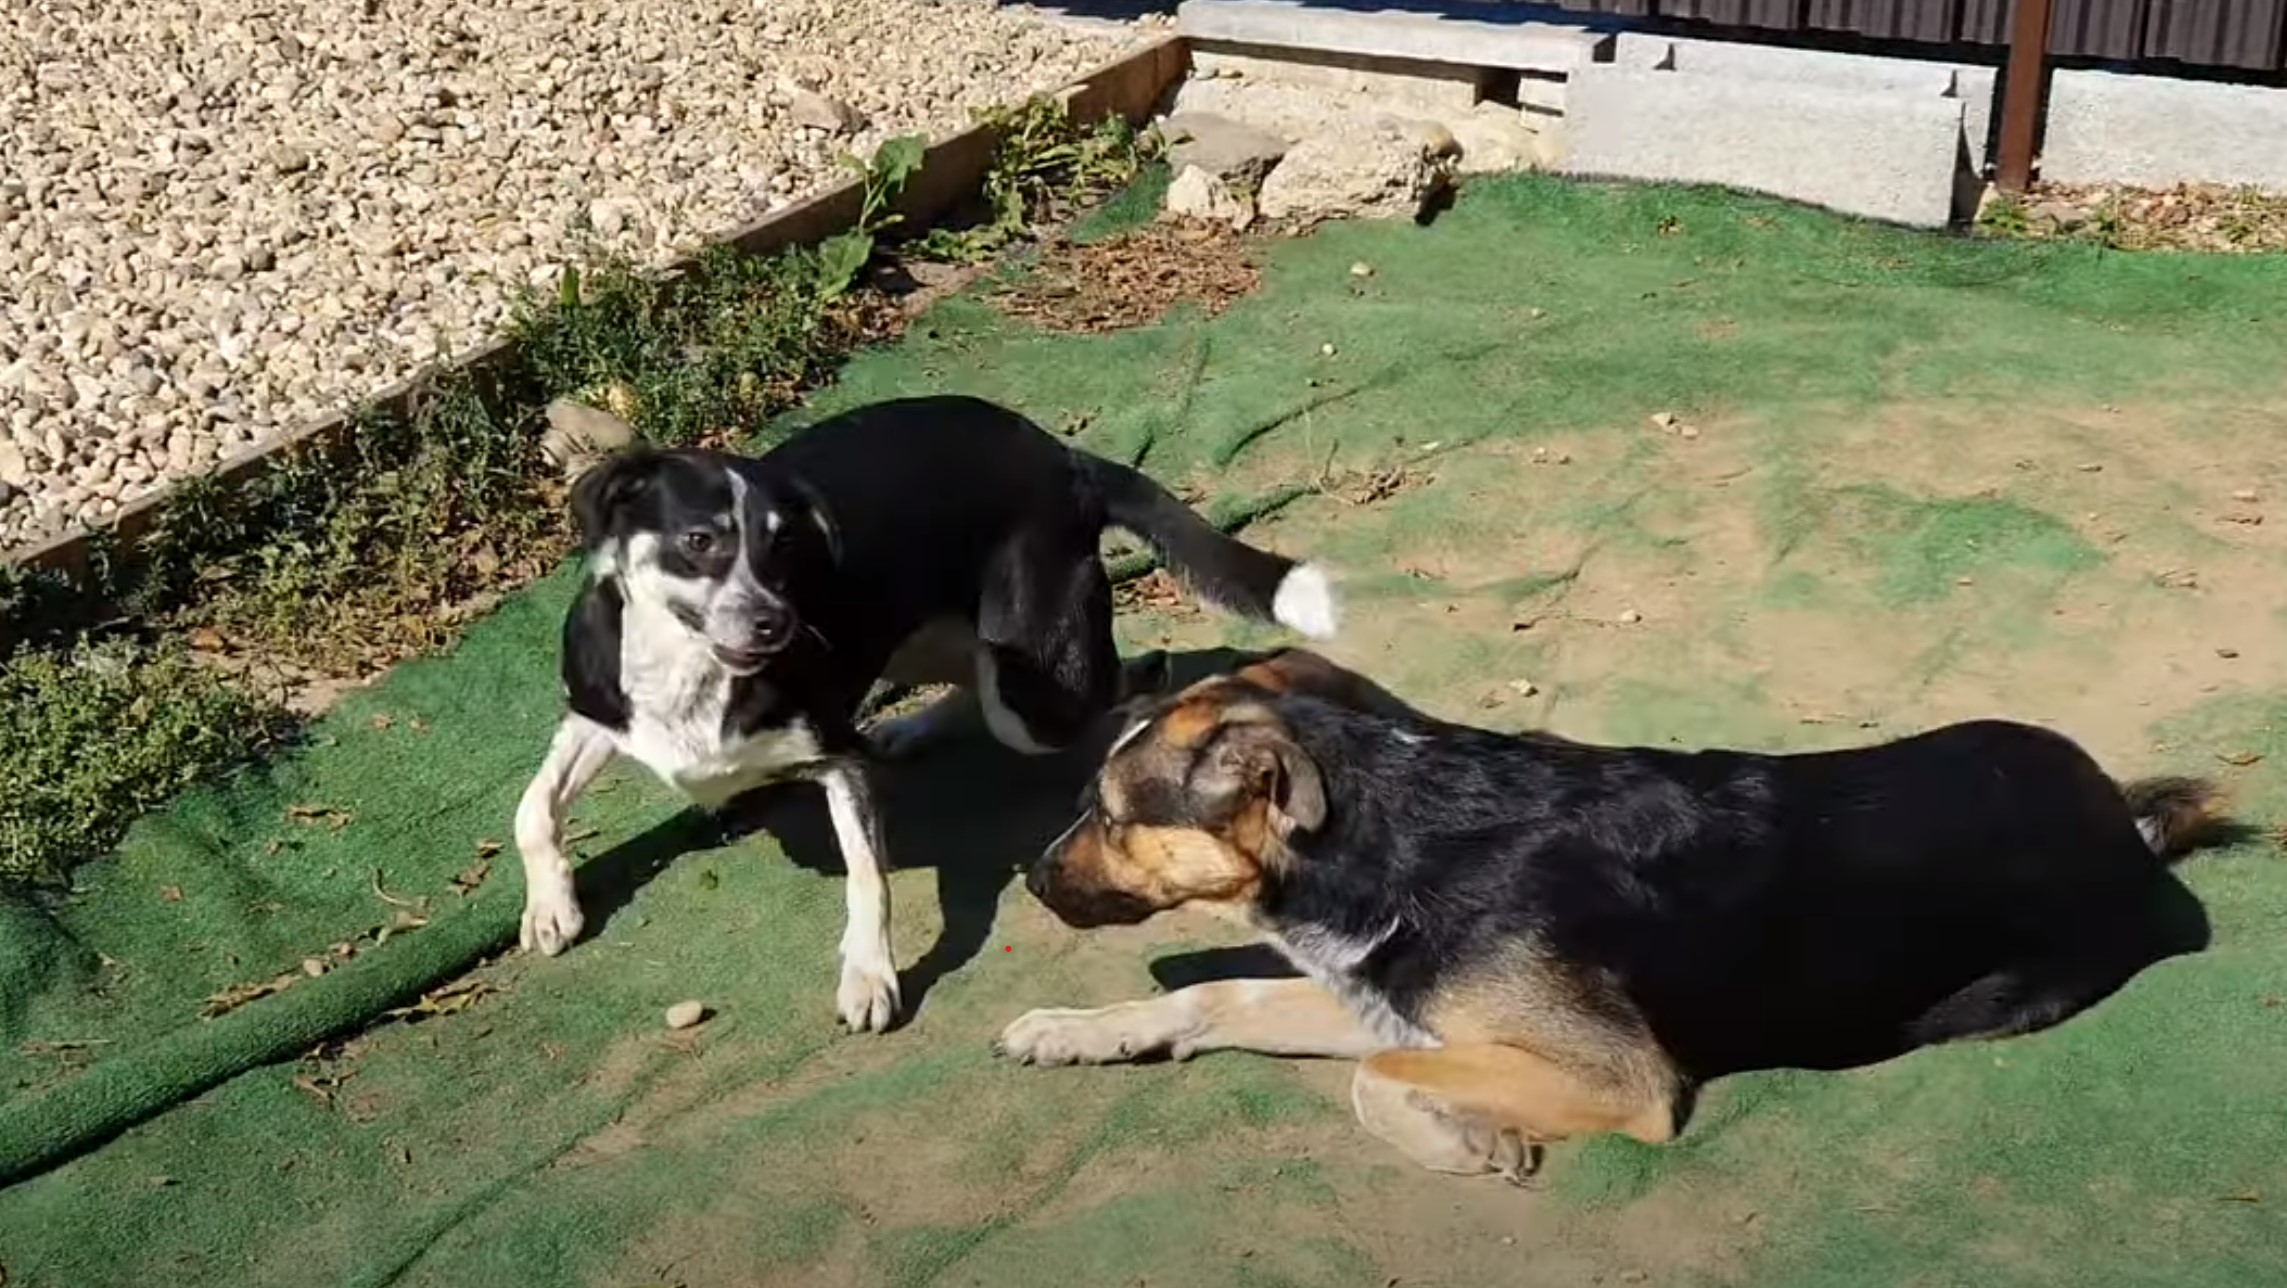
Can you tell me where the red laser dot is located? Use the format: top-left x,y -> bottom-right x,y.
1003,945 -> 1012,952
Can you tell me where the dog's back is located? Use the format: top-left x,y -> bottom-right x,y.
1274,698 -> 2216,1084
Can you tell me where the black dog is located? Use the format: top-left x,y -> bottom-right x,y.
1002,649 -> 2222,1178
513,397 -> 1338,1032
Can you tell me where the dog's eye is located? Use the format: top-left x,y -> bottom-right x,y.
679,530 -> 718,556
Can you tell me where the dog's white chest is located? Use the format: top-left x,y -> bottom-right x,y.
612,611 -> 827,807
1268,921 -> 1441,1050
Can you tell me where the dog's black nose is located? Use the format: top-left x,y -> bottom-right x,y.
1024,861 -> 1049,900
750,601 -> 793,648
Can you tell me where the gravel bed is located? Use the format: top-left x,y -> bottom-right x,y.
0,0 -> 1151,549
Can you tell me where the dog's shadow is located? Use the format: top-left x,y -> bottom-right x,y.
568,646 -> 1263,1022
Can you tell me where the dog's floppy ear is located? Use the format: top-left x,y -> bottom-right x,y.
569,449 -> 657,550
783,474 -> 841,564
1197,717 -> 1327,838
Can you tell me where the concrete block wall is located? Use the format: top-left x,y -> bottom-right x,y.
1563,66 -> 1967,227
1613,34 -> 1996,172
2044,70 -> 2287,190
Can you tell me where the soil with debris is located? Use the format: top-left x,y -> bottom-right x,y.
1979,181 -> 2287,252
990,221 -> 1263,333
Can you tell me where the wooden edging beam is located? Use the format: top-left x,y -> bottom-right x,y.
1996,0 -> 2058,192
4,37 -> 1191,583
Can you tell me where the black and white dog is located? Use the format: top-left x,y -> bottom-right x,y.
514,395 -> 1339,1032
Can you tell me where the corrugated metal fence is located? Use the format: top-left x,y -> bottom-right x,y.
1543,0 -> 2287,71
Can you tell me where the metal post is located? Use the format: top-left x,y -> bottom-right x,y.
1996,0 -> 2059,191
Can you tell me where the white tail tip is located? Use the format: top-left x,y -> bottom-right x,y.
1272,563 -> 1340,640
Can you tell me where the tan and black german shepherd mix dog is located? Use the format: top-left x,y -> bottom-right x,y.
997,649 -> 2226,1181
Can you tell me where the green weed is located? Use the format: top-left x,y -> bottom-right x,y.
0,641 -> 290,885
917,96 -> 1156,262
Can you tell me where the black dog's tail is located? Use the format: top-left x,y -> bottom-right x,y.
2120,776 -> 2232,864
1081,456 -> 1339,640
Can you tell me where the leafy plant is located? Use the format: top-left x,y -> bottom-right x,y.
815,133 -> 928,300
918,96 -> 1154,262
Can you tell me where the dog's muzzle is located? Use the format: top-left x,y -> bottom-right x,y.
710,600 -> 796,671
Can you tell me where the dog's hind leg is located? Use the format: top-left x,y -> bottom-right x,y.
1907,884 -> 2208,1047
818,762 -> 902,1033
1351,1044 -> 1678,1184
996,977 -> 1384,1066
514,716 -> 620,956
869,618 -> 987,760
973,531 -> 1123,755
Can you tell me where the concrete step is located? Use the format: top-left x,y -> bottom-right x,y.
1175,0 -> 1610,74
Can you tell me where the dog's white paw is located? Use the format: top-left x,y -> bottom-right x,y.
994,1005 -> 1187,1066
836,953 -> 902,1033
519,882 -> 586,957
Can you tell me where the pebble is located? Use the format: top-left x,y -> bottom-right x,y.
665,1000 -> 710,1030
0,0 -> 1142,548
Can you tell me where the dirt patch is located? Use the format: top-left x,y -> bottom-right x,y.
1276,395 -> 2287,770
991,221 -> 1262,333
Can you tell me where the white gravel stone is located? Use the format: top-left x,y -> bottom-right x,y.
0,0 -> 1152,549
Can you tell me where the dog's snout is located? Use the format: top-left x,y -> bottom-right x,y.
1026,859 -> 1052,901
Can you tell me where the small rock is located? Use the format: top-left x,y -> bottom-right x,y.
1162,164 -> 1255,231
1678,425 -> 1701,440
1616,609 -> 1642,624
1349,261 -> 1374,278
1257,128 -> 1452,224
1508,678 -> 1538,697
269,145 -> 310,175
542,397 -> 641,477
665,1000 -> 709,1030
1319,342 -> 1337,357
587,199 -> 626,238
2231,488 -> 2260,503
2031,200 -> 2088,231
1162,111 -> 1288,187
2217,647 -> 2241,659
1650,411 -> 1679,432
786,89 -> 864,134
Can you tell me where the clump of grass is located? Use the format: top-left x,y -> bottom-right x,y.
0,96 -> 1156,891
0,641 -> 291,885
516,244 -> 866,451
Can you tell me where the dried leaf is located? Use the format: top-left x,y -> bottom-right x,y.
449,856 -> 492,897
370,712 -> 395,731
382,978 -> 498,1022
2217,750 -> 2265,768
160,885 -> 183,904
202,972 -> 300,1019
370,869 -> 424,911
288,803 -> 354,830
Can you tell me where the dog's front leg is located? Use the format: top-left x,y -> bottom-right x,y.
818,762 -> 902,1033
997,977 -> 1386,1065
514,716 -> 619,955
